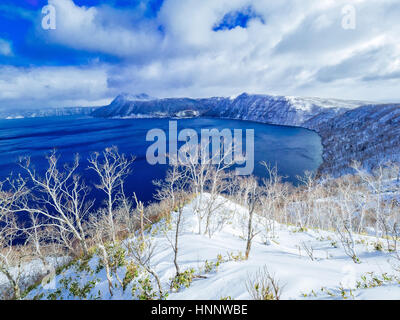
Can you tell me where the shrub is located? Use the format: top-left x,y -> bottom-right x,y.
170,269 -> 196,292
246,266 -> 284,300
132,276 -> 163,300
123,262 -> 139,291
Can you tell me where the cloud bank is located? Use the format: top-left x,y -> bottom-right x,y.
1,0 -> 400,109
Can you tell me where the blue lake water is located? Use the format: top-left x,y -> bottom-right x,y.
0,116 -> 322,204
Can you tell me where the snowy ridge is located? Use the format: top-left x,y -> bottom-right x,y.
25,194 -> 400,300
92,92 -> 369,128
112,93 -> 155,103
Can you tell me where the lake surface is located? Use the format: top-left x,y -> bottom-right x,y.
0,116 -> 322,204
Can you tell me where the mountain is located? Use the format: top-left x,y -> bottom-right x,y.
0,106 -> 99,120
92,93 -> 215,119
112,93 -> 155,103
93,92 -> 400,175
92,92 -> 369,126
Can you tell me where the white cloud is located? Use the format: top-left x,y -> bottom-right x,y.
103,0 -> 400,101
0,39 -> 12,56
41,0 -> 162,58
4,0 -> 400,108
0,65 -> 113,109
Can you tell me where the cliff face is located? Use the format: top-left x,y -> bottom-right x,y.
92,93 -> 400,176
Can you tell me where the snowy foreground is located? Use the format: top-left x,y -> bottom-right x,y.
27,194 -> 400,300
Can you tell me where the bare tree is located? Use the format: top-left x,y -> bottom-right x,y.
20,152 -> 92,256
179,143 -> 212,235
0,176 -> 28,219
352,162 -> 385,241
296,170 -> 317,228
88,212 -> 126,297
132,193 -> 145,240
113,194 -> 135,237
88,146 -> 135,243
167,191 -> 188,277
154,162 -> 190,278
334,216 -> 359,263
235,176 -> 260,260
123,235 -> 164,299
98,240 -> 126,297
0,215 -> 29,300
390,222 -> 400,261
179,139 -> 237,235
203,167 -> 233,238
331,177 -> 360,263
22,213 -> 54,267
301,241 -> 315,261
258,163 -> 288,243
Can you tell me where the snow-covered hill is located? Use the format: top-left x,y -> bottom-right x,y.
25,194 -> 400,300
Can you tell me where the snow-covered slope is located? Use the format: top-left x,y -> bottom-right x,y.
25,194 -> 400,300
210,93 -> 370,127
305,104 -> 400,176
0,257 -> 69,297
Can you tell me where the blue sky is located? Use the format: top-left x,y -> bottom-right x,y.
0,0 -> 164,66
0,0 -> 399,109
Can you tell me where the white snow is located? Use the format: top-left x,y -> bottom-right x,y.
0,256 -> 70,294
285,96 -> 370,112
25,194 -> 400,300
